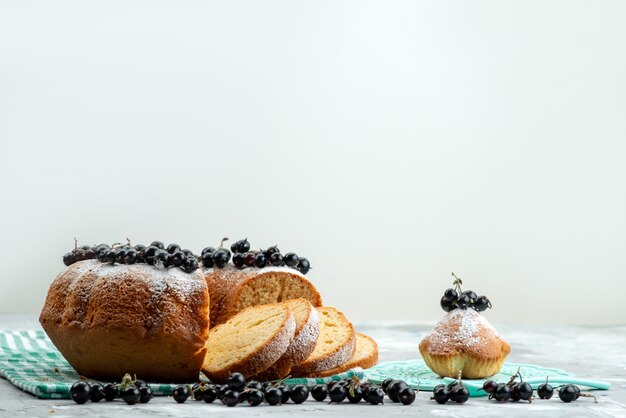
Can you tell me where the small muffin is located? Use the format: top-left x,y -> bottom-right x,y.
419,308 -> 510,379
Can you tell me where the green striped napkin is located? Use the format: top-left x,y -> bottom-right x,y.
0,330 -> 363,399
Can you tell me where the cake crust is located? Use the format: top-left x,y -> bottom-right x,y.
39,260 -> 210,382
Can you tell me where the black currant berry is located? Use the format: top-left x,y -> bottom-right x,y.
143,246 -> 159,265
311,384 -> 328,401
103,383 -> 119,401
473,296 -> 491,312
183,256 -> 198,273
381,378 -> 393,393
150,241 -> 165,249
134,244 -> 146,254
227,372 -> 246,391
70,381 -> 90,404
440,296 -> 457,312
269,252 -> 284,266
328,384 -> 347,403
463,290 -> 477,302
154,250 -> 171,269
387,380 -> 408,403
450,385 -> 469,404
296,258 -> 310,274
537,382 -> 554,399
482,380 -> 497,394
217,385 -> 228,400
283,252 -> 299,267
365,387 -> 384,405
432,384 -> 449,404
456,294 -> 471,309
254,253 -> 267,268
346,384 -> 363,403
444,288 -> 458,299
398,387 -> 416,405
201,247 -> 216,256
139,387 -> 153,403
212,249 -> 231,268
290,385 -> 309,404
247,388 -> 264,406
244,252 -> 256,267
264,387 -> 282,405
172,385 -> 189,403
232,253 -> 245,268
221,389 -> 239,407
121,387 -> 141,405
558,385 -> 578,403
231,239 -> 251,254
89,383 -> 105,402
201,251 -> 214,268
246,380 -> 262,391
171,251 -> 186,267
517,382 -> 533,401
124,249 -> 138,264
166,243 -> 180,254
494,383 -> 511,402
203,386 -> 218,403
276,384 -> 290,403
63,252 -> 76,266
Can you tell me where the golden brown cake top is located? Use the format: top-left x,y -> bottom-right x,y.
40,259 -> 209,336
420,308 -> 506,358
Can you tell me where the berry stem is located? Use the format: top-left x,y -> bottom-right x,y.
219,237 -> 229,248
579,393 -> 598,403
451,272 -> 463,294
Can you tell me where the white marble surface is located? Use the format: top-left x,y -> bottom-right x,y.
1,315 -> 625,418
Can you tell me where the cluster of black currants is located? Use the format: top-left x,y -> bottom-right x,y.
535,377 -> 598,403
431,375 -> 470,404
63,240 -> 200,273
440,273 -> 491,313
69,374 -> 153,405
172,372 -> 310,407
200,238 -> 311,275
480,370 -> 533,402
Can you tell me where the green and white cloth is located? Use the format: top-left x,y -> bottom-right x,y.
0,329 -> 364,399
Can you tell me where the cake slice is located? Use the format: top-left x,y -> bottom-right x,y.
202,302 -> 296,382
290,307 -> 356,376
204,265 -> 322,327
311,333 -> 379,377
254,299 -> 320,381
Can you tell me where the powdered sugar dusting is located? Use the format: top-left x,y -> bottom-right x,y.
423,309 -> 502,354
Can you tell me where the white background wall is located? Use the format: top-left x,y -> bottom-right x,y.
1,1 -> 625,325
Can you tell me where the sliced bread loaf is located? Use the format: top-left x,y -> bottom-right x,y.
253,299 -> 320,381
311,333 -> 379,377
290,306 -> 355,376
202,302 -> 296,383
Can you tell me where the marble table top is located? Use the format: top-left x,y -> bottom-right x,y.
1,314 -> 625,418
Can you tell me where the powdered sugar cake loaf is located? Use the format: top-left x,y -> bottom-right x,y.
39,260 -> 210,382
203,265 -> 322,327
419,308 -> 510,379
